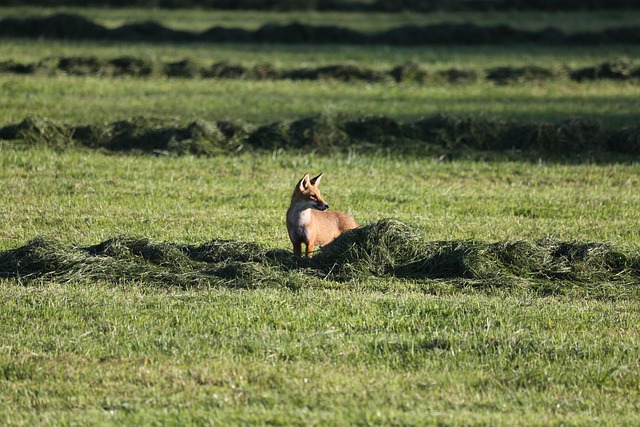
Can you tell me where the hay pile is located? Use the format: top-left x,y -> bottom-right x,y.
2,114 -> 639,158
2,14 -> 640,45
1,0 -> 638,12
2,56 -> 639,84
0,236 -> 305,289
313,220 -> 639,284
570,60 -> 640,82
1,221 -> 638,293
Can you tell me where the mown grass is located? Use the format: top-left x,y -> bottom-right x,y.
2,38 -> 639,68
1,281 -> 639,425
2,148 -> 639,251
2,75 -> 639,126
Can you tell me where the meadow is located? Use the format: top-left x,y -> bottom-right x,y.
1,6 -> 639,426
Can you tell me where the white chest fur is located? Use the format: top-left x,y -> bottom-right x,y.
287,207 -> 312,242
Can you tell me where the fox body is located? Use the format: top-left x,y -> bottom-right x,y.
287,173 -> 358,257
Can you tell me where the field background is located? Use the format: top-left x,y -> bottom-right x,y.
1,4 -> 639,426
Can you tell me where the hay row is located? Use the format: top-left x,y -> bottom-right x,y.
5,0 -> 638,12
2,56 -> 638,84
1,221 -> 638,291
1,13 -> 640,45
1,115 -> 639,158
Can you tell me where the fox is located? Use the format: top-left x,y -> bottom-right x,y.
286,173 -> 359,257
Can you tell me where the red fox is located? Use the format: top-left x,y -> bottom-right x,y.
287,173 -> 359,257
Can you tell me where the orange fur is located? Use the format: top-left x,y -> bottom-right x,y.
286,173 -> 359,257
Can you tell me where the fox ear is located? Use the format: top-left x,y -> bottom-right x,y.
298,173 -> 310,191
310,173 -> 323,186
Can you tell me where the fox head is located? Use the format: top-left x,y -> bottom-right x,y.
292,173 -> 329,211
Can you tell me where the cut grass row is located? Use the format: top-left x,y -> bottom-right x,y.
3,13 -> 640,46
3,55 -> 639,85
2,224 -> 638,298
1,7 -> 639,33
2,114 -> 639,160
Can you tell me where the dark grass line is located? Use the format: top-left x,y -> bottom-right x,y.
2,56 -> 639,84
1,114 -> 639,160
4,0 -> 639,12
1,221 -> 638,294
2,13 -> 640,45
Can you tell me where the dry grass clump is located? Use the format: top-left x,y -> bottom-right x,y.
163,59 -> 201,77
609,126 -> 640,155
76,117 -> 250,155
570,60 -> 640,82
314,220 -> 639,285
248,114 -> 350,150
512,119 -> 608,154
486,66 -> 555,85
0,56 -> 154,77
389,61 -> 429,83
436,68 -> 478,84
286,64 -> 390,83
313,219 -> 429,280
0,236 -> 306,289
0,236 -> 218,287
0,117 -> 74,149
482,239 -> 635,282
1,55 -> 638,85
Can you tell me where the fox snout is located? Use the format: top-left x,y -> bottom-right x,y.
314,203 -> 329,211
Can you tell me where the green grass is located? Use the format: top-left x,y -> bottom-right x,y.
2,75 -> 639,126
1,7 -> 640,425
0,148 -> 638,250
1,281 -> 639,425
2,38 -> 639,68
2,139 -> 637,427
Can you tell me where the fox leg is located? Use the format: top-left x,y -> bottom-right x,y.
305,241 -> 315,258
293,242 -> 302,257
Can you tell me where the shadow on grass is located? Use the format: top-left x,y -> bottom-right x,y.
1,220 -> 638,296
2,14 -> 640,45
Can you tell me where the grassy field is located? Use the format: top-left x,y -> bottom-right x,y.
1,6 -> 640,426
1,147 -> 639,425
1,282 -> 638,425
